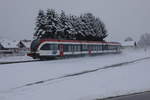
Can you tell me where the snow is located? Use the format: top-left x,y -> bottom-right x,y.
0,55 -> 32,62
21,41 -> 32,48
0,49 -> 150,100
0,39 -> 19,48
120,41 -> 135,47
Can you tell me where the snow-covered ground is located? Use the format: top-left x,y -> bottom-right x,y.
0,48 -> 150,100
0,55 -> 32,62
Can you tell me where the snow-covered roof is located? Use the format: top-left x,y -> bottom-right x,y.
120,41 -> 135,47
0,39 -> 19,48
20,40 -> 32,48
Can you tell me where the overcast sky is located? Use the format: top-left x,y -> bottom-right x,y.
0,0 -> 150,41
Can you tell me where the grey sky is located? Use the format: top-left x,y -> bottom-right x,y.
0,0 -> 150,41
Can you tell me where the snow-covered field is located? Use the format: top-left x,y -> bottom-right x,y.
0,48 -> 150,100
0,55 -> 32,62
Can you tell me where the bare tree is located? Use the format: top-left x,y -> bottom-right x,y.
138,33 -> 150,47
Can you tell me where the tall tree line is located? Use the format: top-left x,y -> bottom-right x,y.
34,9 -> 108,41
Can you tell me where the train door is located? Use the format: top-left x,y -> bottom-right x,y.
59,44 -> 64,56
88,45 -> 92,55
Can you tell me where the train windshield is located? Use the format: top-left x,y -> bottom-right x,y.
40,44 -> 58,50
30,39 -> 40,52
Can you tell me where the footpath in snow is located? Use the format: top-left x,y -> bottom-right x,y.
0,48 -> 150,100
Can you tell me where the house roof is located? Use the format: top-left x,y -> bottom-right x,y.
0,39 -> 19,48
120,41 -> 135,47
20,40 -> 32,48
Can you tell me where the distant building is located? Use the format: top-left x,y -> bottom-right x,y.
0,39 -> 19,54
121,41 -> 136,49
0,43 -> 4,50
124,37 -> 133,42
17,40 -> 31,51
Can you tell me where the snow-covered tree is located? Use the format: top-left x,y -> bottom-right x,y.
34,10 -> 46,39
41,9 -> 59,39
98,20 -> 107,41
58,10 -> 70,39
34,9 -> 108,41
80,13 -> 107,41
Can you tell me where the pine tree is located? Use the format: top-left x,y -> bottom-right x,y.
69,15 -> 78,40
43,9 -> 59,39
34,9 -> 108,41
59,11 -> 77,40
59,10 -> 69,39
99,20 -> 107,41
34,10 -> 46,39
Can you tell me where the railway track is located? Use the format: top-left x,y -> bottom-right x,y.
0,55 -> 81,65
0,60 -> 40,65
0,55 -> 105,65
0,57 -> 66,65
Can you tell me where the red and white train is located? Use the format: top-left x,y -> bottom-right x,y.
27,39 -> 121,59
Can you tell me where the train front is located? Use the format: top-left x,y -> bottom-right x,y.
27,39 -> 41,59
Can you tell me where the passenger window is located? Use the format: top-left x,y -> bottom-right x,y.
52,44 -> 58,50
64,44 -> 69,52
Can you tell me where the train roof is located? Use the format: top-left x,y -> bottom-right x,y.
39,39 -> 121,45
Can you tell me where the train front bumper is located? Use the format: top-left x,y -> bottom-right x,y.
27,52 -> 39,59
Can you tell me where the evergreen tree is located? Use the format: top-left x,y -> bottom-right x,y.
59,11 -> 77,40
42,9 -> 59,39
34,10 -> 46,39
59,10 -> 69,39
69,15 -> 78,40
99,20 -> 107,41
34,9 -> 108,41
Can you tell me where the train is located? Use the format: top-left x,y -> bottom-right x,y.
27,39 -> 122,59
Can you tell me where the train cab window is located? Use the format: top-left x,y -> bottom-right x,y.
40,44 -> 50,50
40,44 -> 58,50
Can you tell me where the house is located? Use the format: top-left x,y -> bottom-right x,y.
0,43 -> 4,49
17,40 -> 32,51
121,41 -> 136,49
0,39 -> 19,54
